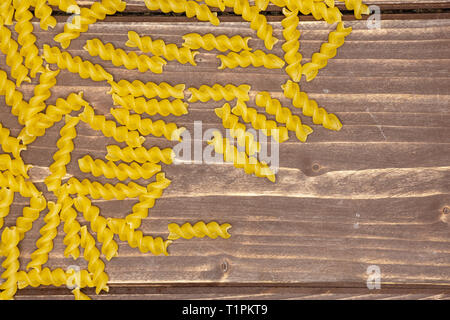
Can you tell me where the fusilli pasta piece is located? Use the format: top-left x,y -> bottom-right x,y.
270,0 -> 342,24
0,170 -> 40,198
145,0 -> 220,26
111,108 -> 185,141
33,0 -> 57,30
126,31 -> 198,65
282,80 -> 342,130
182,33 -> 252,52
112,94 -> 188,117
78,155 -> 162,181
208,131 -> 276,182
340,0 -> 370,19
0,187 -> 14,231
53,0 -> 127,49
85,38 -> 166,73
168,221 -> 232,240
67,177 -> 148,200
231,100 -> 289,142
106,145 -> 175,165
215,103 -> 261,156
0,122 -> 26,158
301,22 -> 352,81
255,91 -> 313,142
194,0 -> 225,11
14,193 -> 47,240
43,45 -> 113,82
188,84 -> 251,102
79,104 -> 145,147
72,288 -> 91,300
0,0 -> 14,25
217,50 -> 285,69
0,69 -> 30,124
281,8 -> 302,82
16,267 -> 94,290
0,227 -> 20,300
58,189 -> 81,260
109,79 -> 185,99
0,154 -> 31,178
107,218 -> 171,255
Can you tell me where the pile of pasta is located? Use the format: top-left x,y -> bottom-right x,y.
0,0 -> 369,300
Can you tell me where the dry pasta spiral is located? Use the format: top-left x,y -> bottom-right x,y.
79,104 -> 145,147
14,194 -> 47,240
0,227 -> 20,300
107,218 -> 171,256
74,195 -> 118,261
0,123 -> 26,158
168,221 -> 232,240
58,190 -> 81,260
281,8 -> 303,82
16,267 -> 94,290
182,33 -> 252,52
53,0 -> 127,49
0,19 -> 30,86
217,50 -> 285,69
0,171 -> 40,198
27,202 -> 62,271
109,80 -> 185,99
223,0 -> 278,50
0,154 -> 31,178
282,80 -> 342,130
0,187 -> 14,230
208,131 -> 276,182
301,22 -> 352,81
112,94 -> 188,117
84,38 -> 166,73
188,84 -> 251,102
0,0 -> 14,25
111,108 -> 185,141
78,155 -> 162,181
72,288 -> 91,300
44,115 -> 79,194
272,0 -> 342,24
67,177 -> 147,200
34,0 -> 57,30
0,69 -> 30,124
341,0 -> 370,19
145,0 -> 220,26
195,0 -> 225,11
231,100 -> 289,143
215,103 -> 261,156
80,226 -> 109,294
106,145 -> 175,165
43,45 -> 113,82
126,31 -> 198,65
255,91 -> 313,142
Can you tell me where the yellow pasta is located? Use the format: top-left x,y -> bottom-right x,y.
0,227 -> 20,300
19,92 -> 89,145
145,0 -> 220,26
106,145 -> 175,165
168,221 -> 232,240
123,173 -> 172,229
302,22 -> 352,81
270,0 -> 342,24
188,84 -> 251,102
208,131 -> 276,182
255,91 -> 313,142
0,122 -> 26,158
112,94 -> 189,117
72,288 -> 91,300
14,0 -> 45,77
0,69 -> 30,125
282,80 -> 342,130
109,80 -> 185,100
217,50 -> 285,69
53,0 -> 127,49
281,8 -> 303,82
0,0 -> 14,25
223,0 -> 278,50
24,65 -> 60,125
254,0 -> 269,10
79,104 -> 145,147
126,31 -> 198,65
0,154 -> 31,178
58,189 -> 81,260
14,193 -> 47,240
33,0 -> 57,30
84,39 -> 167,73
340,0 -> 370,19
78,155 -> 162,181
182,33 -> 252,52
0,19 -> 30,86
111,108 -> 185,141
43,45 -> 113,82
66,177 -> 148,200
215,103 -> 261,156
231,100 -> 289,143
0,187 -> 14,230
79,226 -> 109,294
44,115 -> 79,194
0,170 -> 40,198
107,218 -> 171,256
27,202 -> 62,271
73,195 -> 118,261
194,0 -> 225,11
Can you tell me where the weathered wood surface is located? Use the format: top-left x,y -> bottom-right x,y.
0,5 -> 449,300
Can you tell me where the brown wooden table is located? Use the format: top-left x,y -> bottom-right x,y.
1,0 -> 449,299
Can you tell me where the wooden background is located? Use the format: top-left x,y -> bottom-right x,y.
0,0 -> 449,299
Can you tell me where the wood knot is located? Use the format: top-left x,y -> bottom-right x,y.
443,207 -> 449,215
312,163 -> 321,172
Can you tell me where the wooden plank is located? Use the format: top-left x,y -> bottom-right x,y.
0,15 -> 449,300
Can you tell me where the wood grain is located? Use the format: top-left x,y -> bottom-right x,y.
0,8 -> 449,300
